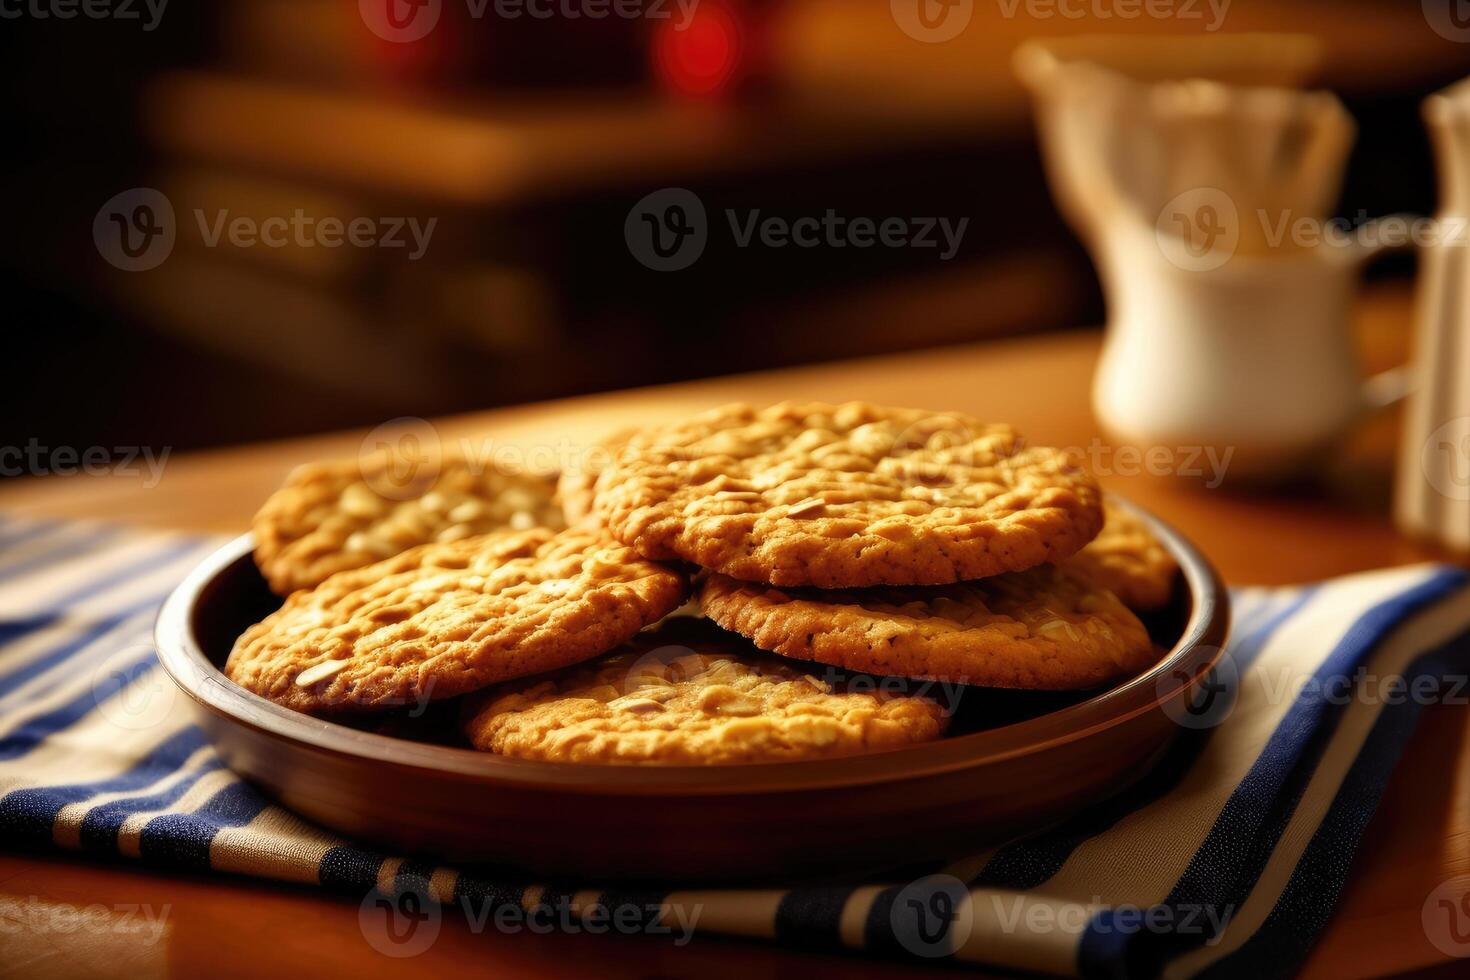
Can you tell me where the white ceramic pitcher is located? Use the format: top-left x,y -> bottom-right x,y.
1093,215 -> 1406,480
1017,36 -> 1404,481
1396,79 -> 1470,549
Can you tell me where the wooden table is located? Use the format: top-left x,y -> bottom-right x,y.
1,288 -> 1465,978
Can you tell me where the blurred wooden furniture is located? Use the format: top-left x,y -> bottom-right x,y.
0,284 -> 1463,978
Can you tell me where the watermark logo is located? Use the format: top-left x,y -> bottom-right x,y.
1158,646 -> 1237,730
619,643 -> 704,692
1422,417 -> 1470,502
625,187 -> 708,271
359,881 -> 442,957
94,188 -> 175,272
93,644 -> 177,732
1424,0 -> 1470,43
882,414 -> 1005,491
1157,193 -> 1464,272
1155,187 -> 1238,272
94,189 -> 437,271
890,874 -> 974,957
360,0 -> 442,42
891,0 -> 972,42
358,416 -> 445,502
1422,878 -> 1470,958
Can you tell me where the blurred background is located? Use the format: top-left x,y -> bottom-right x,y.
4,0 -> 1469,461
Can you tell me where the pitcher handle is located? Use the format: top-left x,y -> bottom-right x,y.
1335,214 -> 1419,412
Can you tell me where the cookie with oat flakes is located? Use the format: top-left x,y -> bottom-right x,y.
698,562 -> 1156,690
591,402 -> 1102,588
227,527 -> 689,715
254,450 -> 565,595
463,622 -> 949,765
1066,498 -> 1178,612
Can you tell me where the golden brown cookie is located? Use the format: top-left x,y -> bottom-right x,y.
254,451 -> 565,595
557,426 -> 637,525
1067,499 -> 1178,612
699,562 -> 1156,690
227,528 -> 689,714
593,402 -> 1102,588
464,624 -> 950,764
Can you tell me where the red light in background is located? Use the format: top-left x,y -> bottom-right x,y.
652,1 -> 744,98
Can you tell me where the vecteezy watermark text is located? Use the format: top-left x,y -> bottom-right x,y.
94,188 -> 438,272
1,440 -> 170,488
194,210 -> 437,260
624,187 -> 969,271
885,874 -> 1234,959
358,881 -> 701,958
0,0 -> 168,30
0,898 -> 171,943
890,0 -> 1225,43
1063,439 -> 1234,488
359,0 -> 697,43
487,0 -> 697,26
1157,188 -> 1468,272
994,0 -> 1228,31
727,210 -> 968,260
1255,210 -> 1468,252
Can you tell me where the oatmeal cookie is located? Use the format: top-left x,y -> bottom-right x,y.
699,562 -> 1156,690
254,451 -> 565,595
557,426 -> 637,525
592,402 -> 1102,588
1067,498 -> 1178,612
227,528 -> 689,714
464,624 -> 949,764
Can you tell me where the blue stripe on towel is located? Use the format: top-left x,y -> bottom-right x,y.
1077,567 -> 1469,978
138,780 -> 270,870
0,526 -> 125,585
0,607 -> 156,700
0,539 -> 203,675
1195,636 -> 1470,978
974,587 -> 1317,893
0,652 -> 159,761
79,757 -> 227,854
0,726 -> 209,846
0,519 -> 63,552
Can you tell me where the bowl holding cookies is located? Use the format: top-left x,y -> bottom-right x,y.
156,402 -> 1228,881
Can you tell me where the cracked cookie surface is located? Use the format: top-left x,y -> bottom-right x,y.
1067,498 -> 1178,612
464,623 -> 950,764
699,562 -> 1156,690
227,528 -> 689,714
592,401 -> 1102,587
254,451 -> 565,595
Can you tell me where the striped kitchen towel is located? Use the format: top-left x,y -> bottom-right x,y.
2,513 -> 1468,978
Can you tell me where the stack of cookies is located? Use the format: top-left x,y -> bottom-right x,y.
227,402 -> 1176,766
